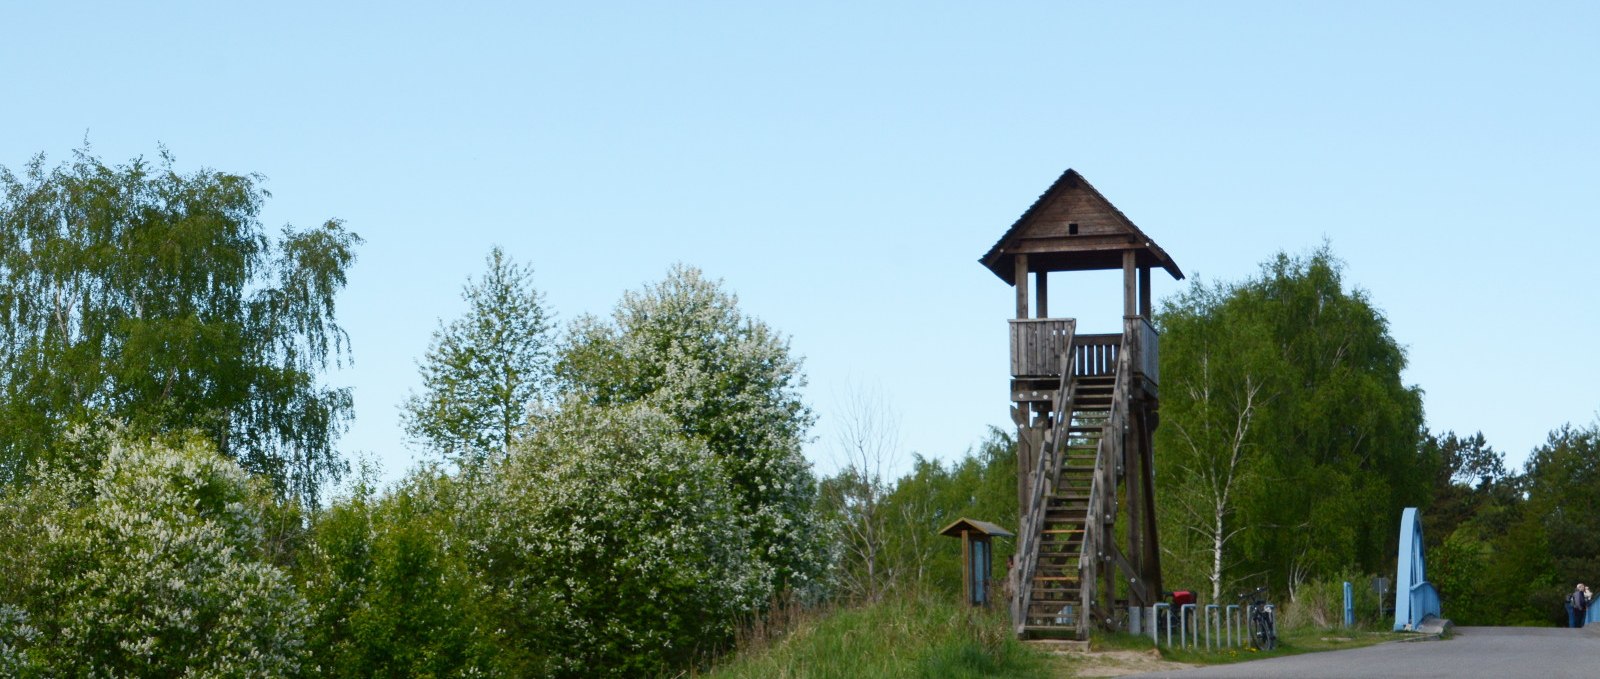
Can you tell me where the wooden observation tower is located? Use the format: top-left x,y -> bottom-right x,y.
979,169 -> 1183,639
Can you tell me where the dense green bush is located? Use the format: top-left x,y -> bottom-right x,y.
291,402 -> 765,678
0,438 -> 311,676
297,469 -> 493,677
1278,571 -> 1382,630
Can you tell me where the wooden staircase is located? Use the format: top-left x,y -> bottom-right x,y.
1018,374 -> 1114,638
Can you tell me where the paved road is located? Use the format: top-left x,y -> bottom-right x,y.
1123,626 -> 1600,678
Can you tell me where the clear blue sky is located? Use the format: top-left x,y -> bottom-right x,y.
4,2 -> 1597,487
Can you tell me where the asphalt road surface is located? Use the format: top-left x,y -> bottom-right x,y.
1122,626 -> 1600,678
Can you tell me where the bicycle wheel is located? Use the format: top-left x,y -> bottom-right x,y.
1265,610 -> 1277,650
1252,615 -> 1274,651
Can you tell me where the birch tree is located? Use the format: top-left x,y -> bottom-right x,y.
401,246 -> 555,466
0,147 -> 360,504
1156,246 -> 1425,599
1158,281 -> 1273,602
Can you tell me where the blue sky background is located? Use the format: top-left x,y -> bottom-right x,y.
4,2 -> 1597,487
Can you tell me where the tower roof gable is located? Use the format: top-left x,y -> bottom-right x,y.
979,169 -> 1183,283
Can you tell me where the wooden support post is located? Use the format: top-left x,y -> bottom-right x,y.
1126,411 -> 1144,602
961,529 -> 972,604
1122,251 -> 1136,318
1014,254 -> 1030,319
1035,271 -> 1049,318
1012,406 -> 1030,518
1140,410 -> 1163,594
1139,266 -> 1152,318
1100,440 -> 1116,621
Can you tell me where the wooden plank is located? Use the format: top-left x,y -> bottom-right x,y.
1122,250 -> 1136,317
1105,541 -> 1155,605
1015,254 -> 1029,319
1036,271 -> 1049,319
1138,266 -> 1152,318
1005,237 -> 1140,255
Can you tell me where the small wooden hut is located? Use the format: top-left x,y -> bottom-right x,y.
939,518 -> 1014,607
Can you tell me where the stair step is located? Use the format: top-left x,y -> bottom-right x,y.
1020,625 -> 1081,636
1029,597 -> 1080,607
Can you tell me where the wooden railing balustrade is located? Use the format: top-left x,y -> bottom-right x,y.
1009,319 -> 1074,378
1010,317 -> 1159,385
1072,334 -> 1120,377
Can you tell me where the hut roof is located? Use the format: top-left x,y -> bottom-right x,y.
978,169 -> 1184,283
939,517 -> 1014,538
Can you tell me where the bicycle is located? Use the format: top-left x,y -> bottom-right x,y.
1238,586 -> 1277,651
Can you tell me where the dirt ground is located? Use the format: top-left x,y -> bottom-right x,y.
1048,648 -> 1199,678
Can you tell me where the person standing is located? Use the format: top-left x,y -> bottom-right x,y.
1567,584 -> 1588,628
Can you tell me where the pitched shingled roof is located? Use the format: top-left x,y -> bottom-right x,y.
978,168 -> 1183,284
939,517 -> 1014,538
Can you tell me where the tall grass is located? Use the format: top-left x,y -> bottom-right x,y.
699,589 -> 1052,679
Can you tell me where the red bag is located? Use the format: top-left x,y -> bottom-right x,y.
1171,590 -> 1196,606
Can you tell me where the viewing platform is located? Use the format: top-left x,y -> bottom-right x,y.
1010,316 -> 1159,403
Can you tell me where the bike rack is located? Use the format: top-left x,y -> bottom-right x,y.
1179,603 -> 1197,648
1151,603 -> 1172,647
1205,605 -> 1220,650
1225,605 -> 1241,648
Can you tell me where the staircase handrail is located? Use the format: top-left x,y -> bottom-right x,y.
1076,332 -> 1134,636
1012,321 -> 1077,634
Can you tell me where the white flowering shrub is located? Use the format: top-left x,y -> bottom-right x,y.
0,605 -> 37,676
558,265 -> 828,602
473,402 -> 760,677
3,438 -> 310,676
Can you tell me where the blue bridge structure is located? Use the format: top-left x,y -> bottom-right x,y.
1394,507 -> 1443,631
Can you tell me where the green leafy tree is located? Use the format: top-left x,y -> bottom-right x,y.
872,428 -> 1019,596
402,246 -> 555,465
558,264 -> 825,601
1516,422 -> 1600,622
1421,431 -> 1512,540
1416,430 -> 1524,624
1155,246 -> 1427,599
297,468 -> 494,677
1153,278 -> 1273,601
0,147 -> 360,504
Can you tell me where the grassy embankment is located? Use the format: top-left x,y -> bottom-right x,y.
702,591 -> 1420,679
699,591 -> 1053,679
